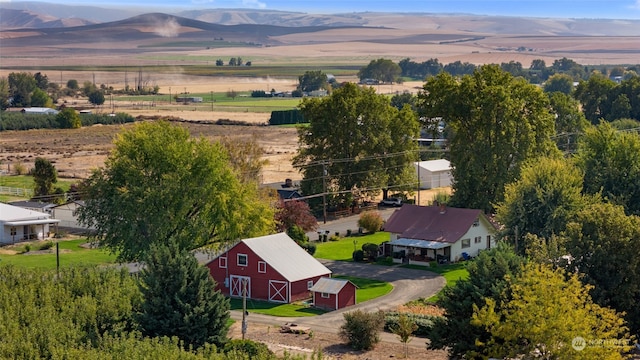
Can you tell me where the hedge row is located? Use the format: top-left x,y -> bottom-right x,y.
268,109 -> 306,125
0,112 -> 135,131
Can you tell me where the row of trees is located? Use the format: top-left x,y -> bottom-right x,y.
215,57 -> 252,66
398,56 -> 639,83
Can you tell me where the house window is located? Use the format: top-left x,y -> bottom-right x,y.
461,239 -> 471,248
237,254 -> 248,266
258,261 -> 266,273
321,292 -> 330,299
10,227 -> 16,236
307,280 -> 314,290
219,256 -> 227,269
474,236 -> 482,244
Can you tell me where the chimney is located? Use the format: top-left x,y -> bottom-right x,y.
439,203 -> 446,214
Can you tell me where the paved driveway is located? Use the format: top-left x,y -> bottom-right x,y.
230,259 -> 445,336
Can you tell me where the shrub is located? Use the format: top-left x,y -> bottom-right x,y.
300,242 -> 317,256
23,244 -> 31,253
357,211 -> 383,234
38,241 -> 54,250
339,310 -> 385,350
361,243 -> 379,261
13,163 -> 27,175
223,339 -> 274,358
286,224 -> 309,244
384,312 -> 438,337
329,235 -> 340,242
352,250 -> 364,262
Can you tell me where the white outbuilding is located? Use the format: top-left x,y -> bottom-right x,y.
415,159 -> 452,189
0,203 -> 59,244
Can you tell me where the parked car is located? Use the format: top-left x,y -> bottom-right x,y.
379,197 -> 402,207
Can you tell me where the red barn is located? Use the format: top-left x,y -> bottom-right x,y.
206,233 -> 332,303
310,277 -> 357,310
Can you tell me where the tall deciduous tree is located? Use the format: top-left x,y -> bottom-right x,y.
298,70 -> 328,93
418,64 -> 557,212
33,157 -> 57,197
137,242 -> 230,349
575,122 -> 640,216
8,72 -> 37,107
358,58 -> 402,84
574,74 -> 617,123
0,77 -> 9,110
56,107 -> 81,129
564,202 -> 640,335
219,134 -> 268,185
76,121 -> 274,261
496,157 -> 589,253
426,243 -> 525,358
472,263 -> 632,359
548,91 -> 589,151
543,73 -> 574,94
294,83 -> 419,211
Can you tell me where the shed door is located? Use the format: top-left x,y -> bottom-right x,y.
230,275 -> 250,298
269,280 -> 288,303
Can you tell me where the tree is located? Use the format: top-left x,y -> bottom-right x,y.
228,57 -> 237,66
472,263 -> 632,359
137,242 -> 230,349
88,90 -> 105,106
226,89 -> 238,99
417,65 -> 557,212
293,83 -> 419,212
358,58 -> 402,84
543,73 -> 574,94
215,59 -> 223,66
390,313 -> 417,358
443,60 -> 476,76
8,72 -> 37,107
67,79 -> 79,90
548,91 -> 589,150
0,77 -> 9,109
575,122 -> 640,216
33,157 -> 58,197
496,157 -> 588,253
529,59 -> 546,71
219,135 -> 268,185
564,202 -> 640,334
56,107 -> 82,129
274,199 -> 318,233
339,310 -> 385,350
34,72 -> 49,90
298,70 -> 328,93
426,243 -> 525,358
500,61 -> 523,77
390,91 -> 416,111
574,74 -> 617,123
29,88 -> 52,107
76,121 -> 274,262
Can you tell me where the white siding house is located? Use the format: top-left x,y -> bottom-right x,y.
0,203 -> 59,244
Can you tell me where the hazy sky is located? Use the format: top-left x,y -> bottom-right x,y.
4,0 -> 640,19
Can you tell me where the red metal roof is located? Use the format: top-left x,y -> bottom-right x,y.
382,204 -> 483,244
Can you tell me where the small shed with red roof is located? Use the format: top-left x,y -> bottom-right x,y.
206,233 -> 332,303
310,277 -> 357,310
383,204 -> 496,265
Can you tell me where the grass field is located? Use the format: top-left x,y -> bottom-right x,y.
0,239 -> 117,269
0,175 -> 75,192
229,298 -> 325,317
314,232 -> 390,261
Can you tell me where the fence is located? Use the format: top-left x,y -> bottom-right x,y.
0,186 -> 34,198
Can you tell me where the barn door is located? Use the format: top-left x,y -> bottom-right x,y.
230,275 -> 250,298
269,280 -> 288,303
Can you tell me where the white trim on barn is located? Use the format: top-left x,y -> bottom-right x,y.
269,280 -> 288,303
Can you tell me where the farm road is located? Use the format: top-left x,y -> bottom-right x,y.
230,259 -> 445,341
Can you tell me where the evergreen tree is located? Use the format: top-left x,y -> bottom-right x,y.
137,242 -> 230,349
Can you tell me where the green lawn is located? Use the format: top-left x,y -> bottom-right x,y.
314,232 -> 390,261
402,262 -> 469,302
333,275 -> 393,303
0,239 -> 117,269
0,175 -> 75,194
229,298 -> 325,317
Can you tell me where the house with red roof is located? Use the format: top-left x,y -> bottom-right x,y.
382,204 -> 496,265
206,233 -> 332,303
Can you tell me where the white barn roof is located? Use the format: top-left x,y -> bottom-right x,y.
416,159 -> 451,172
309,277 -> 353,294
242,233 -> 331,282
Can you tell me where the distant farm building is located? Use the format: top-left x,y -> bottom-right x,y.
176,97 -> 203,103
20,107 -> 59,115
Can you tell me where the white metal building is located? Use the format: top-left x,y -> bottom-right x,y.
415,159 -> 452,189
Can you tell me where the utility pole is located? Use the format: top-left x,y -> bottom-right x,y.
211,90 -> 214,111
169,87 -> 171,104
322,161 -> 327,224
417,161 -> 421,205
241,278 -> 248,340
